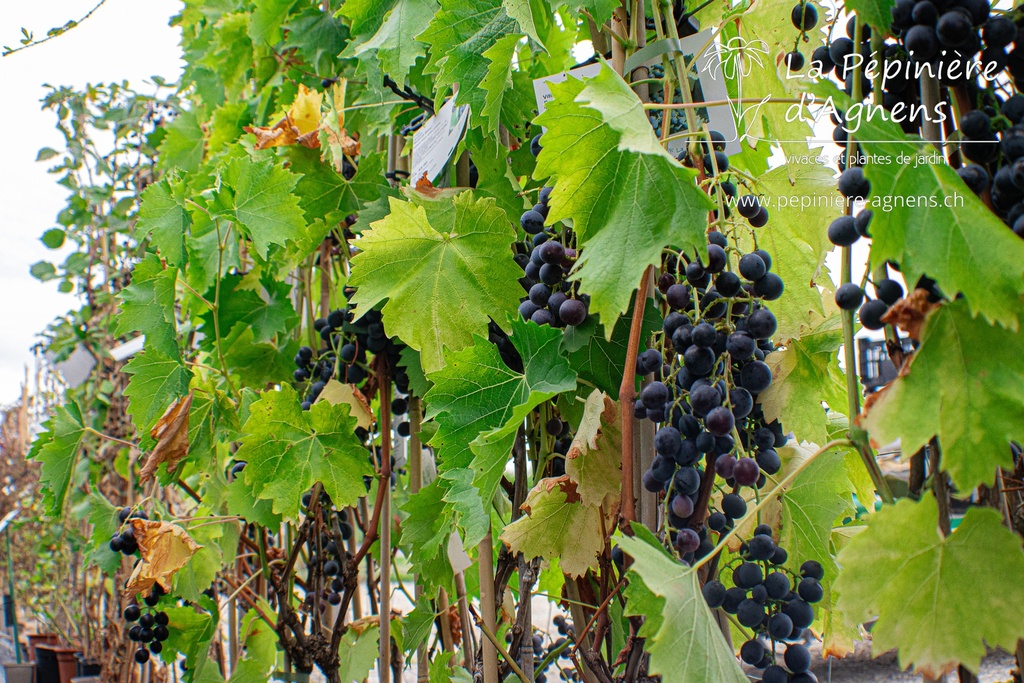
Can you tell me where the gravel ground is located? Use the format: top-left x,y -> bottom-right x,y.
807,640 -> 1017,683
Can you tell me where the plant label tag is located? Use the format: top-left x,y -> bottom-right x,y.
411,98 -> 470,185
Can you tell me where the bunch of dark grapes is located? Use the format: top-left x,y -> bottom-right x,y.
108,506 -> 148,556
637,230 -> 788,560
308,519 -> 353,609
647,64 -> 692,134
702,528 -> 824,682
294,301 -> 411,409
515,146 -> 589,329
124,586 -> 171,664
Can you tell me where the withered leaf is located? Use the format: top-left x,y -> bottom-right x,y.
139,391 -> 193,483
124,519 -> 203,598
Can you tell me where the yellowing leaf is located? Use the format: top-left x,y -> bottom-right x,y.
140,391 -> 193,483
124,520 -> 203,599
244,84 -> 324,150
565,389 -> 621,507
499,476 -> 616,577
836,497 -> 1024,677
289,84 -> 323,136
316,380 -> 374,430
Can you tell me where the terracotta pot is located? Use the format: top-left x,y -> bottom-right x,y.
26,634 -> 59,662
3,663 -> 36,683
34,646 -> 79,683
54,649 -> 80,683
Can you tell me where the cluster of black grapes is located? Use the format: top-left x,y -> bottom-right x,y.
703,529 -> 824,683
108,506 -> 147,556
292,302 -> 412,409
636,231 -> 788,560
647,64 -> 691,134
123,588 -> 171,664
306,521 -> 353,610
515,146 -> 589,329
957,95 -> 1024,240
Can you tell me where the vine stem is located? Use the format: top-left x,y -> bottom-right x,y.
842,17 -> 893,505
618,265 -> 655,525
470,605 -> 530,683
691,439 -> 851,572
378,369 -> 393,683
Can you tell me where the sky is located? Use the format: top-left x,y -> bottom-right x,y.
0,0 -> 184,405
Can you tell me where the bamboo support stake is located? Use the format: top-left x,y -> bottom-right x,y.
478,530 -> 498,683
409,397 -> 428,683
378,378 -> 393,683
454,572 -> 475,672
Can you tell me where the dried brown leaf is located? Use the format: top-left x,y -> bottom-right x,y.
881,288 -> 939,340
139,392 -> 193,483
124,520 -> 203,599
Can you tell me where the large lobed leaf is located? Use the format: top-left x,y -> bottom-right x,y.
348,191 -> 523,373
535,64 -> 713,335
28,402 -> 87,515
618,533 -> 747,683
237,385 -> 372,519
214,155 -> 308,259
500,476 -> 615,577
859,298 -> 1024,491
418,0 -> 520,134
835,496 -> 1024,676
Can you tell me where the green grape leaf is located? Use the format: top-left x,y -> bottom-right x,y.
565,389 -> 621,507
157,109 -> 205,174
226,475 -> 282,528
552,0 -> 616,24
161,603 -> 219,675
463,129 -> 527,222
175,520 -> 240,603
199,274 -> 297,344
203,13 -> 254,101
137,176 -> 190,266
860,299 -> 1024,491
338,624 -> 381,683
567,300 -> 662,399
115,255 -> 179,358
28,402 -> 87,515
835,497 -> 1024,677
237,385 -> 372,519
426,317 -> 576,475
85,492 -> 122,575
618,533 -> 747,683
208,102 -> 253,157
399,346 -> 431,398
400,477 -> 457,590
760,313 -> 848,446
124,349 -> 194,447
222,326 -> 294,387
281,8 -> 349,75
340,0 -> 396,35
352,0 -> 438,85
418,0 -> 520,133
747,164 -> 837,338
249,0 -> 296,45
480,34 -> 523,135
228,608 -> 278,682
502,0 -> 543,45
844,0 -> 895,35
825,87 -> 1024,330
500,476 -> 614,577
215,155 -> 307,259
535,64 -> 713,334
286,148 -> 395,230
348,191 -> 522,372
